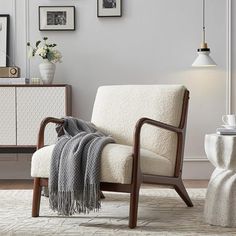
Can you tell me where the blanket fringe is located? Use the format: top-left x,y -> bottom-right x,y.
49,184 -> 101,215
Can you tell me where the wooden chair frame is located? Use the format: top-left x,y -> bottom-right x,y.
32,89 -> 193,229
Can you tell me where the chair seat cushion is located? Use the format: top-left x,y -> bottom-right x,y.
31,144 -> 174,184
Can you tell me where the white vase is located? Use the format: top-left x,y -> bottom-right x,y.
39,60 -> 56,84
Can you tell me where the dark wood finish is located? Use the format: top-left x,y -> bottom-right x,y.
32,89 -> 193,229
0,180 -> 209,190
37,117 -> 64,150
0,146 -> 36,153
39,178 -> 48,187
174,90 -> 189,177
101,182 -> 131,193
140,90 -> 193,207
174,179 -> 193,207
65,85 -> 72,116
32,178 -> 42,217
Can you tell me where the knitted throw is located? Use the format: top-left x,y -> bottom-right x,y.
49,117 -> 115,215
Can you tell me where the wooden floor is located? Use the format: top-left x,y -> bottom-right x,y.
0,180 -> 33,189
0,179 -> 209,189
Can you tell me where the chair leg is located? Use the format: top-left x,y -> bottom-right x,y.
100,191 -> 105,199
174,178 -> 193,207
128,183 -> 141,229
32,178 -> 42,217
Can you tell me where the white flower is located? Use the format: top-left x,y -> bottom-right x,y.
27,38 -> 62,63
51,50 -> 62,63
35,47 -> 47,58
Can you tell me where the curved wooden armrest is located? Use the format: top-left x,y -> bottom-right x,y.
131,90 -> 189,183
37,117 -> 64,150
133,117 -> 183,158
135,117 -> 183,136
131,117 -> 184,183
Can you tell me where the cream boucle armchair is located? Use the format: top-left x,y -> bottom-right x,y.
31,85 -> 193,228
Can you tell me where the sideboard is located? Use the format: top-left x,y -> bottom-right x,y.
0,84 -> 71,153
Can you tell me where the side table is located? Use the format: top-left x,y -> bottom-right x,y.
204,134 -> 236,227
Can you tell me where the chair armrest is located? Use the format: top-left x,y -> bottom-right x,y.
37,117 -> 64,150
133,117 -> 183,158
131,117 -> 184,183
135,117 -> 183,136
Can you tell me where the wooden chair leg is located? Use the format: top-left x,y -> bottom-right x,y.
174,179 -> 193,207
32,178 -> 42,217
128,183 -> 141,229
100,191 -> 105,199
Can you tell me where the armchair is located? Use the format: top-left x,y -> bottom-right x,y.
31,85 -> 193,229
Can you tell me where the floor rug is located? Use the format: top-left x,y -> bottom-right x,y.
0,187 -> 235,236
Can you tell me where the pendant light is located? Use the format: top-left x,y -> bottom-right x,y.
192,0 -> 216,67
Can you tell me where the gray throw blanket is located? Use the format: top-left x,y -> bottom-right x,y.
49,117 -> 115,215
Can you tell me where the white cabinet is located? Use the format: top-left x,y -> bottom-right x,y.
0,87 -> 16,145
0,85 -> 71,148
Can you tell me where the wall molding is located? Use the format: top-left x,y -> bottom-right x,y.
226,0 -> 232,114
25,0 -> 30,78
12,0 -> 16,63
0,157 -> 213,180
184,158 -> 209,162
183,158 -> 213,179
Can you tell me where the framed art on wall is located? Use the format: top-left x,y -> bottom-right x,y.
39,6 -> 75,31
0,15 -> 9,66
97,0 -> 122,17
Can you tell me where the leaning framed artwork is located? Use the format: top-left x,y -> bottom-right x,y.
97,0 -> 122,17
39,6 -> 75,31
0,15 -> 9,66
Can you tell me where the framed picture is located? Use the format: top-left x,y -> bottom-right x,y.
0,15 -> 9,66
97,0 -> 122,17
39,6 -> 75,31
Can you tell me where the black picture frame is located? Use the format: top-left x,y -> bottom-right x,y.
0,15 -> 10,66
97,0 -> 122,17
39,6 -> 76,31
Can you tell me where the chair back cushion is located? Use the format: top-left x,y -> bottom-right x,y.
91,85 -> 186,169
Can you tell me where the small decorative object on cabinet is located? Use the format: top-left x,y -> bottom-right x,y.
39,60 -> 56,84
0,14 -> 10,66
27,37 -> 62,84
39,6 -> 75,31
97,0 -> 122,17
0,66 -> 20,78
0,84 -> 71,153
205,134 -> 236,227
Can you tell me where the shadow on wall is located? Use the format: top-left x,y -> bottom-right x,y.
166,68 -> 226,93
166,68 -> 226,158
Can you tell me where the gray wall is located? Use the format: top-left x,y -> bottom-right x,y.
0,0 -> 231,179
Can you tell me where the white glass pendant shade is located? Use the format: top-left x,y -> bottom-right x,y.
192,50 -> 216,67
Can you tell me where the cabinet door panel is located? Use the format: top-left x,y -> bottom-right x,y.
16,87 -> 66,145
0,88 -> 16,145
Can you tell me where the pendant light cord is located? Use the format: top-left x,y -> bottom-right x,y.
202,0 -> 206,43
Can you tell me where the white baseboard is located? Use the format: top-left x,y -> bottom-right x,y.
0,157 -> 214,180
0,153 -> 32,179
182,158 -> 214,180
0,161 -> 31,179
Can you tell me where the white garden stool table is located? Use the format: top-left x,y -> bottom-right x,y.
204,134 -> 236,227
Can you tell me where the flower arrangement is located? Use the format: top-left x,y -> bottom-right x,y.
27,37 -> 62,63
